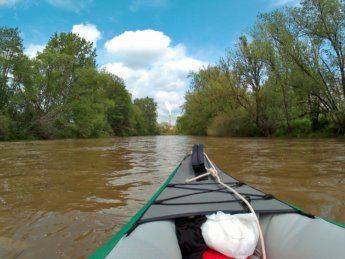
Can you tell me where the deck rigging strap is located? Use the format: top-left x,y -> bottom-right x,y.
153,186 -> 272,206
185,152 -> 267,259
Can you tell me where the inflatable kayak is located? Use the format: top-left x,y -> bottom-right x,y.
90,144 -> 345,259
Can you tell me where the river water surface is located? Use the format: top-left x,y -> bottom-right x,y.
0,136 -> 344,258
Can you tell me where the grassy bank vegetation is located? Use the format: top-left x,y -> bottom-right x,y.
177,0 -> 345,137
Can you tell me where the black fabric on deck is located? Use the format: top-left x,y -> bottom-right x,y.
191,144 -> 207,181
175,216 -> 207,259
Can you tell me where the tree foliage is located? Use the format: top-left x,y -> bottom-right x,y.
177,0 -> 345,136
133,97 -> 158,135
0,27 -> 24,109
0,29 -> 158,140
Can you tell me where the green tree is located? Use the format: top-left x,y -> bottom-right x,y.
0,27 -> 32,139
260,1 -> 345,133
133,97 -> 158,135
23,32 -> 98,138
296,0 -> 345,100
101,70 -> 134,136
178,0 -> 345,137
229,35 -> 270,135
178,66 -> 241,135
253,13 -> 307,133
62,68 -> 111,138
0,114 -> 12,140
294,0 -> 345,132
0,27 -> 160,140
178,64 -> 260,136
0,27 -> 24,110
177,91 -> 212,135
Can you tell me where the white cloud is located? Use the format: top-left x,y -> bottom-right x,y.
25,44 -> 45,58
103,29 -> 207,123
72,23 -> 101,48
105,29 -> 171,68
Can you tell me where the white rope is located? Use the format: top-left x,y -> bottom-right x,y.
185,170 -> 214,183
186,152 -> 266,259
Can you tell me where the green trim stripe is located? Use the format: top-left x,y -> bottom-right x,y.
322,217 -> 345,229
89,165 -> 180,259
286,202 -> 345,229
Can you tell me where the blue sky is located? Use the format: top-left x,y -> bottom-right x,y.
1,0 -> 298,123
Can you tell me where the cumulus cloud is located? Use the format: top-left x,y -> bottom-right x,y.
105,30 -> 171,68
72,23 -> 101,48
25,44 -> 45,58
103,29 -> 207,123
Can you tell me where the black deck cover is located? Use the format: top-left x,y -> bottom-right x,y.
138,155 -> 297,224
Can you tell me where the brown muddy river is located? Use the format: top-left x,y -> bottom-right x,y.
0,136 -> 344,258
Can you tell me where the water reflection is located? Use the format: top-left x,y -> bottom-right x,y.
0,136 -> 344,258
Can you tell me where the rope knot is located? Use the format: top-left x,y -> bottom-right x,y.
207,168 -> 217,178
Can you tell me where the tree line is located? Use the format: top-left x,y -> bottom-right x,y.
177,0 -> 345,137
0,28 -> 158,140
